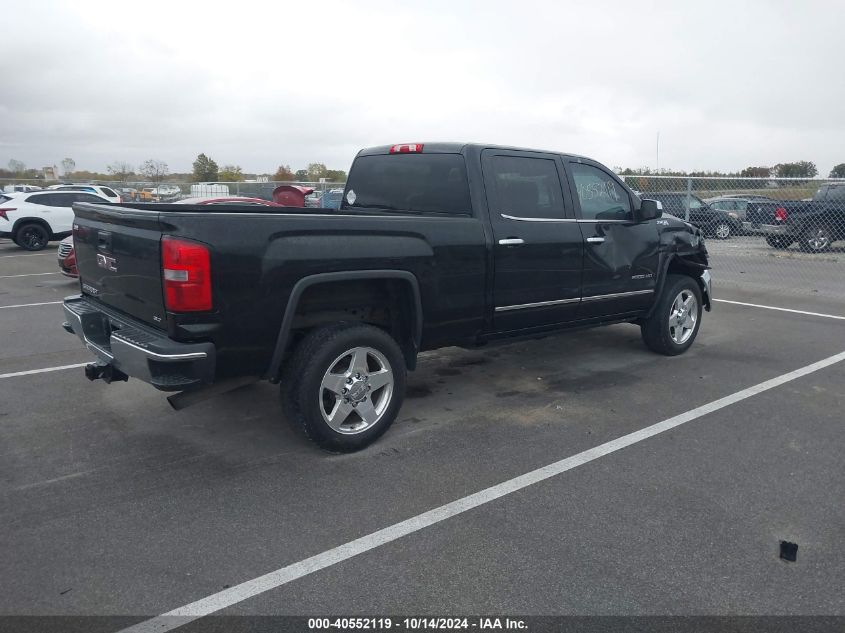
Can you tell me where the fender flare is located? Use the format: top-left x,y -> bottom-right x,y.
12,217 -> 54,239
646,253 -> 711,319
265,270 -> 423,381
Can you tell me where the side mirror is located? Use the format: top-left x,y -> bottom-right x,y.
639,198 -> 663,221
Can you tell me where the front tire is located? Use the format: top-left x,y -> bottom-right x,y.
14,223 -> 51,251
640,274 -> 703,356
281,322 -> 406,452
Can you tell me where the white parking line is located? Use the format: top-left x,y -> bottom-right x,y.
714,298 -> 845,321
0,363 -> 87,379
118,349 -> 845,633
0,301 -> 63,310
0,252 -> 56,258
0,272 -> 61,279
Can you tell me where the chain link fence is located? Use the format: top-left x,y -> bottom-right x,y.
621,176 -> 845,300
4,174 -> 844,301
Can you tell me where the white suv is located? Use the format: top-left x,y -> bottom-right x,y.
0,190 -> 111,251
50,184 -> 121,203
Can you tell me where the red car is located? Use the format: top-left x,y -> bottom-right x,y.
57,235 -> 77,278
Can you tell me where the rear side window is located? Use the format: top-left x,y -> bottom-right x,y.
570,163 -> 632,221
819,185 -> 845,201
75,194 -> 108,204
341,153 -> 471,215
100,187 -> 117,197
487,155 -> 566,220
26,194 -> 55,206
51,194 -> 77,207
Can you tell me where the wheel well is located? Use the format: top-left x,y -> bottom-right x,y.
288,278 -> 419,369
666,256 -> 703,279
12,218 -> 53,239
665,255 -> 710,310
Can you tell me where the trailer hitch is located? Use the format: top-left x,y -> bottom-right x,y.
85,362 -> 129,384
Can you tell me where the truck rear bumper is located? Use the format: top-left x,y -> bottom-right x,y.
62,295 -> 215,391
742,222 -> 789,235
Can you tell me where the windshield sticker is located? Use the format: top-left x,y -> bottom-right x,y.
346,190 -> 356,205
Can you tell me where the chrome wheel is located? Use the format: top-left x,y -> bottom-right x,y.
669,290 -> 698,345
319,346 -> 394,434
805,228 -> 831,252
714,223 -> 731,239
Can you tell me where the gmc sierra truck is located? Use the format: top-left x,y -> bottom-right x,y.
744,182 -> 845,252
62,143 -> 712,452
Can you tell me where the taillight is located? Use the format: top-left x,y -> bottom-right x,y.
161,237 -> 212,312
389,143 -> 424,154
775,207 -> 788,222
0,208 -> 15,220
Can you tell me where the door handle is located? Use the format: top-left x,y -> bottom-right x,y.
498,238 -> 525,246
586,236 -> 605,243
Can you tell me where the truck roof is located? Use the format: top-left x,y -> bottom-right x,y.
357,142 -> 591,161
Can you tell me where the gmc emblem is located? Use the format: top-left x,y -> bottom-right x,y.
96,253 -> 118,272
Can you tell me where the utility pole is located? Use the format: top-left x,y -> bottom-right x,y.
656,131 -> 660,174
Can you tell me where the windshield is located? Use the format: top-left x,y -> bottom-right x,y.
341,153 -> 471,214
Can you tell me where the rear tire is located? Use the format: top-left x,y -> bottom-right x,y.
799,225 -> 833,253
765,235 -> 794,249
640,274 -> 703,356
14,223 -> 51,251
281,322 -> 406,452
713,221 -> 732,239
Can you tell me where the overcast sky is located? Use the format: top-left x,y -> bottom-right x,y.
2,0 -> 844,176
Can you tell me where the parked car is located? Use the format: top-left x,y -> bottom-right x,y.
706,197 -> 753,221
62,142 -> 711,452
52,184 -> 121,203
57,235 -> 77,277
154,184 -> 182,201
118,188 -> 139,202
303,192 -> 322,208
0,190 -> 112,250
744,183 -> 845,252
640,192 -> 740,239
138,187 -> 160,202
174,196 -> 283,206
3,184 -> 42,193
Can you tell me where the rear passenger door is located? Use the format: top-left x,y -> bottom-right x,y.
481,150 -> 584,331
566,160 -> 660,318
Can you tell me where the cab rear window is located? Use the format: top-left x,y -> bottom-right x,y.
341,153 -> 471,215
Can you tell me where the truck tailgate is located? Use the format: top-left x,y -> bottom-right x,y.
72,203 -> 167,329
745,202 -> 776,225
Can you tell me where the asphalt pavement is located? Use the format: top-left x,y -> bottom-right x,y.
1,237 -> 843,630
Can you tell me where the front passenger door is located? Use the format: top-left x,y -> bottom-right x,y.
567,161 -> 660,318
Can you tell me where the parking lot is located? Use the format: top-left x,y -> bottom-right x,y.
1,238 -> 844,630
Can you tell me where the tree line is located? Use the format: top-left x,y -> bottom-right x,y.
1,154 -> 349,184
616,161 -> 845,179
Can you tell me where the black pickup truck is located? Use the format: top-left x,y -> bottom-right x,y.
744,182 -> 845,252
62,143 -> 712,452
